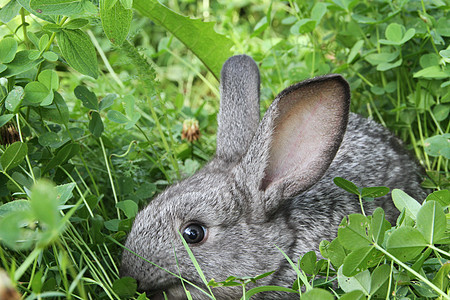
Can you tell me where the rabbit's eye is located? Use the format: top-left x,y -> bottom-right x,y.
182,224 -> 206,244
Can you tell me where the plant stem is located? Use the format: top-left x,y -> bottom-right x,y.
99,137 -> 120,219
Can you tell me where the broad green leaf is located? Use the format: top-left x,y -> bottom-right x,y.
426,190 -> 450,207
301,288 -> 333,300
112,277 -> 137,298
29,0 -> 83,15
340,290 -> 366,300
1,141 -> 28,172
0,0 -> 22,23
432,263 -> 450,291
416,201 -> 446,244
0,37 -> 18,63
38,34 -> 49,52
413,66 -> 449,79
63,18 -> 89,29
23,81 -> 53,105
333,177 -> 360,195
432,104 -> 450,121
377,59 -> 402,71
38,69 -> 59,91
420,53 -> 441,68
89,111 -> 104,138
43,51 -> 58,61
361,187 -> 389,198
30,180 -> 59,228
55,183 -> 76,205
5,86 -> 24,113
365,51 -> 399,66
386,226 -> 427,262
370,207 -> 390,244
44,143 -> 80,173
120,0 -> 132,9
133,0 -> 233,80
338,214 -> 371,250
369,264 -> 390,297
319,238 -> 346,268
99,93 -> 117,111
391,189 -> 421,219
423,134 -> 450,159
311,2 -> 327,23
40,92 -> 69,124
100,0 -> 132,45
38,132 -> 61,148
104,219 -> 120,231
116,200 -> 138,219
0,50 -> 44,78
0,200 -> 30,218
347,40 -> 364,64
0,211 -> 33,250
342,246 -> 383,276
74,85 -> 99,110
385,23 -> 403,43
107,110 -> 129,124
0,114 -> 14,127
300,251 -> 316,275
56,29 -> 98,78
338,266 -> 370,295
291,19 -> 316,34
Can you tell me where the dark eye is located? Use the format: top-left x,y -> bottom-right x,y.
182,224 -> 206,244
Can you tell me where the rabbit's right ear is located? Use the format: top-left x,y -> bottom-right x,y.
236,75 -> 350,214
216,55 -> 260,162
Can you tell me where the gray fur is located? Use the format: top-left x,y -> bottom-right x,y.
120,55 -> 425,299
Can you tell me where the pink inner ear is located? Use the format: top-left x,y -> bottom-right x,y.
262,80 -> 347,191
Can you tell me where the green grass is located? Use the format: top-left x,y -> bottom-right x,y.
0,0 -> 448,299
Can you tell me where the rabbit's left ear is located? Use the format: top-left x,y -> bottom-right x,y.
236,75 -> 350,211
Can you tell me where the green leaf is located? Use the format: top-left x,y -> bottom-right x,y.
38,34 -> 49,52
43,51 -> 58,61
333,177 -> 360,195
100,0 -> 132,45
40,92 -> 69,124
369,264 -> 390,297
112,277 -> 137,298
340,290 -> 366,300
133,0 -> 233,80
0,141 -> 28,172
119,0 -> 132,9
386,226 -> 427,262
377,59 -> 402,71
301,288 -> 333,300
361,187 -> 389,198
414,66 -> 449,79
44,143 -> 80,173
365,51 -> 399,66
0,37 -> 18,63
432,104 -> 450,122
30,180 -> 60,229
385,23 -> 403,43
342,246 -> 383,276
116,200 -> 138,219
0,200 -> 30,218
89,111 -> 104,138
391,189 -> 421,219
338,266 -> 370,295
74,85 -> 99,110
319,238 -> 346,268
0,50 -> 44,78
23,81 -> 53,105
107,110 -> 128,124
38,69 -> 59,91
432,263 -> 450,291
338,214 -> 371,250
55,183 -> 76,205
347,40 -> 364,64
99,93 -> 117,111
29,0 -> 84,15
291,19 -> 316,34
5,86 -> 24,113
423,134 -> 450,159
38,132 -> 61,148
416,201 -> 446,244
300,251 -> 316,275
63,18 -> 89,29
370,207 -> 390,244
56,29 -> 98,78
0,114 -> 14,127
0,0 -> 22,23
425,190 -> 450,207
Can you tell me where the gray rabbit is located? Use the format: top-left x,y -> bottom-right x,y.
120,55 -> 425,299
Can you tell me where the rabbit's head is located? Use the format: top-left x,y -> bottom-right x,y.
120,55 -> 350,299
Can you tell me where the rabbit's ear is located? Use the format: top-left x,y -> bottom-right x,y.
239,75 -> 350,211
216,55 -> 260,162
